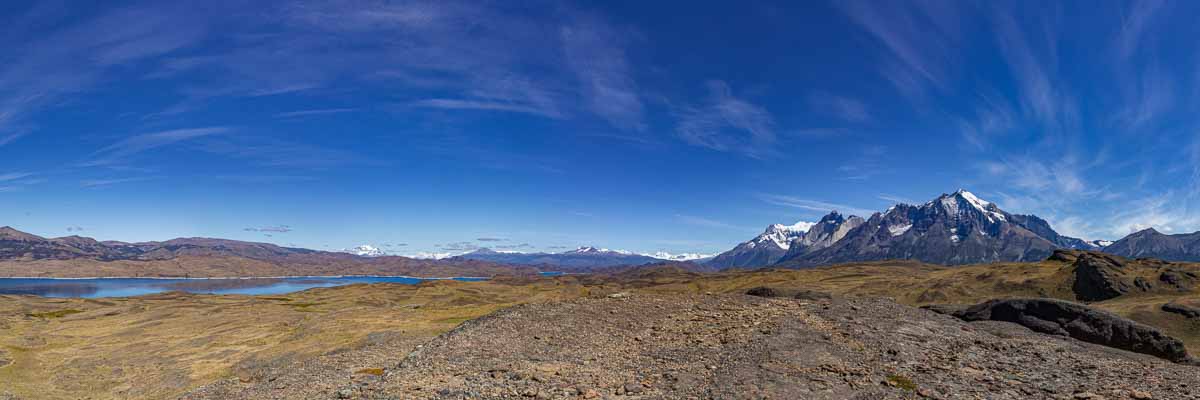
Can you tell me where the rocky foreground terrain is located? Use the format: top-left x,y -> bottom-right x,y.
185,293 -> 1200,400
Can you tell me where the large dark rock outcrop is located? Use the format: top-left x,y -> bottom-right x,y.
955,298 -> 1194,364
1068,251 -> 1141,301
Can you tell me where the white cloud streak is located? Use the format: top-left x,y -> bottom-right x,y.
83,127 -> 231,167
757,194 -> 876,218
675,81 -> 776,158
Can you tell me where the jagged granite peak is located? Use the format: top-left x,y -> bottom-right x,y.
705,221 -> 814,268
797,211 -> 864,249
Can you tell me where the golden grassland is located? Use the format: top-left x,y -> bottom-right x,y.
1,257 -> 1198,399
0,279 -> 590,400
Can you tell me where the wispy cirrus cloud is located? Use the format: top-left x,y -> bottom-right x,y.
82,127 -> 231,167
80,177 -> 156,188
980,156 -> 1087,195
835,0 -> 961,104
808,93 -> 871,123
0,131 -> 29,147
0,172 -> 40,193
675,81 -> 776,158
757,194 -> 876,218
1115,0 -> 1166,60
196,136 -> 371,169
244,225 -> 293,233
411,98 -> 565,118
878,194 -> 917,205
0,172 -> 34,182
0,3 -> 210,144
674,214 -> 752,232
561,15 -> 644,130
274,108 -> 357,118
215,175 -> 318,184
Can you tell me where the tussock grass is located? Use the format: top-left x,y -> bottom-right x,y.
26,309 -> 83,319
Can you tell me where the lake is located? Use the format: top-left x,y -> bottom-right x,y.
0,276 -> 488,298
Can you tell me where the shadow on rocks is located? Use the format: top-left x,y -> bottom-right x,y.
744,286 -> 833,301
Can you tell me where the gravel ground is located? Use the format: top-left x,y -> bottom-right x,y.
185,293 -> 1200,399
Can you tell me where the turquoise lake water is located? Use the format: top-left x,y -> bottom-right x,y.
0,276 -> 488,298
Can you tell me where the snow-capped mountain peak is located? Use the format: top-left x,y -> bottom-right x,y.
565,246 -> 633,255
644,251 -> 715,261
765,221 -> 815,234
344,244 -> 386,257
928,190 -> 1007,223
405,251 -> 451,260
755,221 -> 813,250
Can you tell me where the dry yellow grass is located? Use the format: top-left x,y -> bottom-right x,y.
0,280 -> 587,400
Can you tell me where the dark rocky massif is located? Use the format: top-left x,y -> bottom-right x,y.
711,190 -> 1100,269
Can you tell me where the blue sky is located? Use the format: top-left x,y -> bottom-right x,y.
2,0 -> 1200,256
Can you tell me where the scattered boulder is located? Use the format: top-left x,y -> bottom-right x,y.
744,286 -> 779,298
955,298 -> 1193,364
1158,269 -> 1198,291
1047,249 -> 1080,263
1162,301 -> 1200,319
792,289 -> 832,301
744,286 -> 832,301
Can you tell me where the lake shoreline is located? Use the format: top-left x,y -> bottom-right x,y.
0,274 -> 494,280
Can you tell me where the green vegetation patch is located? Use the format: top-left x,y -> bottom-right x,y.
26,309 -> 83,319
886,374 -> 917,391
285,302 -> 326,312
355,368 -> 385,376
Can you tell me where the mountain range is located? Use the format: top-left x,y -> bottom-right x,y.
11,188 -> 1200,276
710,190 -> 1102,268
1102,228 -> 1200,261
0,226 -> 534,278
452,246 -> 664,270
